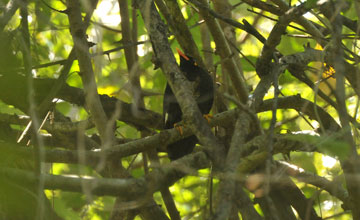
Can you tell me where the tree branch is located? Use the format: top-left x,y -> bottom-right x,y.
66,0 -> 110,143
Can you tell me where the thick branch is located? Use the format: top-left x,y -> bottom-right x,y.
0,75 -> 162,130
3,96 -> 339,166
0,0 -> 20,32
260,95 -> 340,132
212,112 -> 252,220
331,7 -> 360,219
66,0 -> 109,142
278,161 -> 350,208
1,151 -> 209,197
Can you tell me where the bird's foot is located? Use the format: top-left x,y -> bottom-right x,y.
203,114 -> 213,123
174,123 -> 184,135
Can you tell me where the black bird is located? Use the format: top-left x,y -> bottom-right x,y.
163,49 -> 214,160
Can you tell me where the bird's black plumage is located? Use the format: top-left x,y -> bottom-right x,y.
163,49 -> 214,160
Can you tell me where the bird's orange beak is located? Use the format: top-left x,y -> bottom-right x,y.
176,48 -> 190,61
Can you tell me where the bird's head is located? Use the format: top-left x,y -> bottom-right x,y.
176,48 -> 200,81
